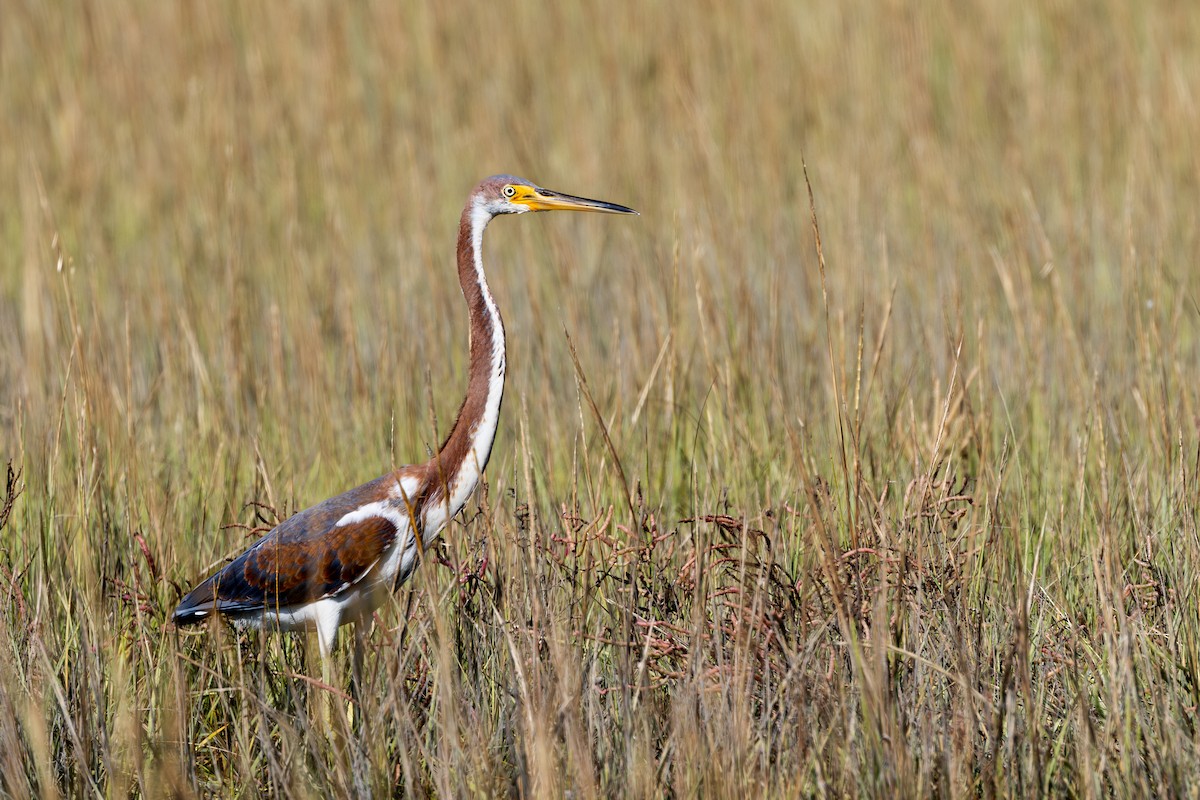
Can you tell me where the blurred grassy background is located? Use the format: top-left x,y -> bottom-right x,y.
3,0 -> 1200,796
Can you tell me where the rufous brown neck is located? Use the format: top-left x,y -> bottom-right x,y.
422,197 -> 507,522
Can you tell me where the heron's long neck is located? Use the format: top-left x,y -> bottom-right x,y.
427,201 -> 506,522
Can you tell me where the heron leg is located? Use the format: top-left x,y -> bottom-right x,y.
314,601 -> 341,660
352,624 -> 365,701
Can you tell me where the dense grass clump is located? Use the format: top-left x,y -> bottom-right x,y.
3,1 -> 1200,796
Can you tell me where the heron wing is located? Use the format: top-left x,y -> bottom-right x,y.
173,470 -> 424,623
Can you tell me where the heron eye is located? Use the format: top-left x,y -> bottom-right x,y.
503,186 -> 516,199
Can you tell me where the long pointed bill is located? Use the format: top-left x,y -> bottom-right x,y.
524,188 -> 638,215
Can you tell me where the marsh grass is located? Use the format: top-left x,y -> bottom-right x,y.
3,1 -> 1200,796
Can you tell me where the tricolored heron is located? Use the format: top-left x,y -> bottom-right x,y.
173,175 -> 637,657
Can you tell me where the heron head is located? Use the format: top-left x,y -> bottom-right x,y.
477,175 -> 638,217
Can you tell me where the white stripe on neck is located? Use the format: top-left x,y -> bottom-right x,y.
425,199 -> 507,539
